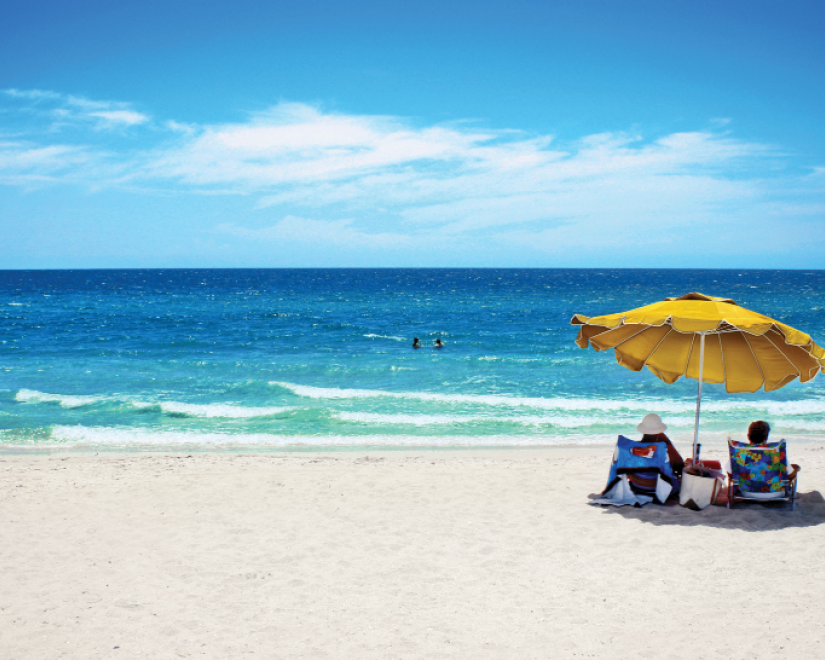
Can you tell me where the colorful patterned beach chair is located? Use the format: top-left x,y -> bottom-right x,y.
727,439 -> 799,510
596,436 -> 680,506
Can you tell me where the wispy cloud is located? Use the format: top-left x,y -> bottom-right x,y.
1,90 -> 823,259
140,107 -> 769,210
140,103 -> 496,189
86,109 -> 148,128
0,139 -> 96,186
3,88 -> 150,129
3,89 -> 63,101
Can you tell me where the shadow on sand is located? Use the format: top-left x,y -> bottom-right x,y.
589,490 -> 825,530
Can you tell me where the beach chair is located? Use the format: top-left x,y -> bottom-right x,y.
594,436 -> 680,506
727,439 -> 799,511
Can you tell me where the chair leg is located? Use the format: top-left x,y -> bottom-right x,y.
791,477 -> 798,512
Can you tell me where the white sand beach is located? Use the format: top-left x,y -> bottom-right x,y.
2,445 -> 825,659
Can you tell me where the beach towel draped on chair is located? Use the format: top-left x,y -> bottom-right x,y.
594,436 -> 680,507
727,439 -> 798,510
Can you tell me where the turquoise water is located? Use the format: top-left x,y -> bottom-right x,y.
1,269 -> 823,451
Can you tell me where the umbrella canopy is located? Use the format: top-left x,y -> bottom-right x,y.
571,292 -> 825,460
571,292 -> 824,393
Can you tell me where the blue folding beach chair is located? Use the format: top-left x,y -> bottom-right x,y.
599,435 -> 680,505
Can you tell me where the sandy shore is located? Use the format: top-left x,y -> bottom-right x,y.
2,445 -> 825,659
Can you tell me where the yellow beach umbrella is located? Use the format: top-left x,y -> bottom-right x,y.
571,292 -> 825,460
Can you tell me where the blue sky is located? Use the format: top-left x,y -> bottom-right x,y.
1,0 -> 824,268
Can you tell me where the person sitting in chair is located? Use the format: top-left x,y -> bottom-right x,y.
594,414 -> 683,506
637,413 -> 684,476
745,420 -> 798,478
725,420 -> 801,506
747,419 -> 770,444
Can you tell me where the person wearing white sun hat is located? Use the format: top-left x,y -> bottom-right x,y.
637,413 -> 684,475
595,413 -> 685,506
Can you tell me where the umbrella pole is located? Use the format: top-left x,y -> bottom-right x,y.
692,332 -> 706,464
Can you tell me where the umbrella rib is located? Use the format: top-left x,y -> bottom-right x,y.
581,326 -> 616,346
763,329 -> 801,378
741,333 -> 767,390
717,333 -> 726,385
642,326 -> 673,367
608,323 -> 654,349
683,332 -> 697,376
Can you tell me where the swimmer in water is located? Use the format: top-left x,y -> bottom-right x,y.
435,338 -> 444,348
412,337 -> 421,349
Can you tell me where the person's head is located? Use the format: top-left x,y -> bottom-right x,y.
748,420 -> 771,445
435,338 -> 443,346
637,413 -> 666,437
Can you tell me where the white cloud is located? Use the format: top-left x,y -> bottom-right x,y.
142,107 -> 768,218
1,92 -> 823,260
165,120 -> 198,135
2,88 -> 149,129
87,109 -> 149,127
3,88 -> 63,101
0,139 -> 96,186
141,103 -> 496,190
132,104 -> 786,250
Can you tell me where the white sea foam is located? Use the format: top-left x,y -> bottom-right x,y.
364,334 -> 406,341
336,412 -> 486,426
272,381 -> 662,410
334,411 -> 825,432
718,399 -> 825,416
38,426 -> 825,449
45,426 -> 613,447
15,389 -> 101,407
155,401 -> 293,418
16,389 -> 291,418
334,411 -> 691,428
271,381 -> 825,416
47,426 -> 287,445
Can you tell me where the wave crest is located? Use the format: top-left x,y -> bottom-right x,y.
153,401 -> 293,418
15,389 -> 101,408
271,381 -> 825,415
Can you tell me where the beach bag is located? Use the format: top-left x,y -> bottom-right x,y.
679,468 -> 720,510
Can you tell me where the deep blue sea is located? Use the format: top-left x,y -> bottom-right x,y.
1,269 -> 823,452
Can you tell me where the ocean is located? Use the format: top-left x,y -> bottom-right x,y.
1,269 -> 823,452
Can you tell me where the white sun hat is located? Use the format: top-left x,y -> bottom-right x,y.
637,413 -> 667,434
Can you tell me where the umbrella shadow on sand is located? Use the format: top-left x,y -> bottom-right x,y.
589,490 -> 825,530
